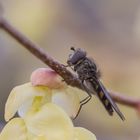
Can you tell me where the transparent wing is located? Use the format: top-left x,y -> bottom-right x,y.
97,80 -> 125,121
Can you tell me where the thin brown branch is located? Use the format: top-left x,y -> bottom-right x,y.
109,91 -> 139,108
0,17 -> 82,88
0,17 -> 140,110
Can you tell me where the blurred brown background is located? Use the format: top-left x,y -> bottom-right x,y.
1,0 -> 140,140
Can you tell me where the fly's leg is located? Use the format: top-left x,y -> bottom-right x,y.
62,64 -> 69,67
62,64 -> 75,71
80,94 -> 92,104
61,64 -> 75,82
73,94 -> 92,119
73,80 -> 92,119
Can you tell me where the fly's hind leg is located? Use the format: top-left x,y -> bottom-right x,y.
80,94 -> 92,104
73,80 -> 92,119
73,94 -> 92,120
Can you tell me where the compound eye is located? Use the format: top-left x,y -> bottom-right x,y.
69,52 -> 75,59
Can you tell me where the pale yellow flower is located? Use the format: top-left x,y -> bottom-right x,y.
0,68 -> 97,140
5,83 -> 51,122
25,102 -> 74,140
0,118 -> 27,140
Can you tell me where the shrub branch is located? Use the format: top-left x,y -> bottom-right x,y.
0,17 -> 139,111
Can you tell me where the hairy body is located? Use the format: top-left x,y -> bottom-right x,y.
67,47 -> 125,120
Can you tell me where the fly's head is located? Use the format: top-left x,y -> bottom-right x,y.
67,47 -> 87,66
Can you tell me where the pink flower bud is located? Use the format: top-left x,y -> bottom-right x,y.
30,68 -> 66,89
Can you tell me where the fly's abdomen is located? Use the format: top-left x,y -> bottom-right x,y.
96,86 -> 114,115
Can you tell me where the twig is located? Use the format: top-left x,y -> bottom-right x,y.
109,91 -> 139,108
0,17 -> 140,110
0,17 -> 82,88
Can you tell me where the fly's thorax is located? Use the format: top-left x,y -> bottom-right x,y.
74,58 -> 99,81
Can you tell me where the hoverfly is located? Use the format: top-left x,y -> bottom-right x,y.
67,47 -> 125,121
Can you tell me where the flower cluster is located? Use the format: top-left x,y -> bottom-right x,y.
0,68 -> 97,140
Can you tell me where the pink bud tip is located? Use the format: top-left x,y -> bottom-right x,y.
30,68 -> 66,89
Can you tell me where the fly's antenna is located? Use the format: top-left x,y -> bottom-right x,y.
70,47 -> 75,51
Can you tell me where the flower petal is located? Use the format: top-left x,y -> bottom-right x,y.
74,127 -> 97,140
52,86 -> 80,118
18,98 -> 33,118
5,82 -> 51,121
28,132 -> 48,140
18,93 -> 51,118
0,118 -> 27,140
25,103 -> 74,140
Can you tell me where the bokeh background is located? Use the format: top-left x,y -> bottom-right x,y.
0,0 -> 140,140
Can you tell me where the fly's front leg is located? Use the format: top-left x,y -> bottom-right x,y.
61,64 -> 70,68
62,64 -> 75,71
61,64 -> 74,82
